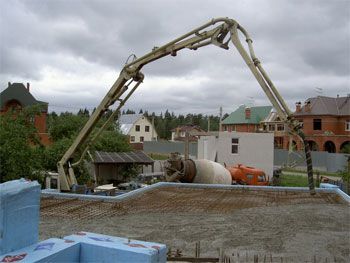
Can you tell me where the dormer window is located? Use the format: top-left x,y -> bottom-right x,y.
346,120 -> 350,131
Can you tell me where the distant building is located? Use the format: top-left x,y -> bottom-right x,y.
261,109 -> 288,149
118,114 -> 158,143
170,125 -> 207,142
292,95 -> 350,153
222,105 -> 272,133
0,82 -> 50,146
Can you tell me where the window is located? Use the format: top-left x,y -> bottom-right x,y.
130,136 -> 135,142
145,125 -> 150,132
277,124 -> 284,131
246,174 -> 254,180
346,120 -> 350,131
258,175 -> 266,182
313,119 -> 322,130
231,138 -> 239,154
135,125 -> 140,132
299,121 -> 303,128
268,124 -> 275,131
140,136 -> 144,142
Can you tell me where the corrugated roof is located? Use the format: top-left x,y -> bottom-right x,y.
293,96 -> 350,116
118,114 -> 143,135
0,83 -> 48,111
222,105 -> 272,124
94,151 -> 154,164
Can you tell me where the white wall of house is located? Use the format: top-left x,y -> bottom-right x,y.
129,116 -> 158,143
198,132 -> 274,176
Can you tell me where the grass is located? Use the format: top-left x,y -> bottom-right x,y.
281,167 -> 343,177
279,174 -> 310,187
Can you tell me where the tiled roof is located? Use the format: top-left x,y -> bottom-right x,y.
293,96 -> 350,116
94,151 -> 154,164
0,83 -> 48,111
222,105 -> 272,125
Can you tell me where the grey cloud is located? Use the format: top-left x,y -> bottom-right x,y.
1,0 -> 349,115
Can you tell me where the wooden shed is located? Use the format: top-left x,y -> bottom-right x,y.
93,151 -> 154,185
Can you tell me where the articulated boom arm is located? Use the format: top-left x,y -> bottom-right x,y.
58,17 -> 315,194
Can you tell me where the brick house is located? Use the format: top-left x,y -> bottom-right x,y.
222,105 -> 272,133
292,96 -> 350,153
261,95 -> 350,153
0,82 -> 51,146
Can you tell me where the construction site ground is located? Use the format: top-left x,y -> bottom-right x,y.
40,186 -> 350,261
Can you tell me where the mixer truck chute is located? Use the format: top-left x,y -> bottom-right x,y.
57,17 -> 315,194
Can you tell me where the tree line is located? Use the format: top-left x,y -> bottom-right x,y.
0,106 -> 227,184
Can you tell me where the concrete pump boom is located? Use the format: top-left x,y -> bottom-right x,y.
57,17 -> 315,194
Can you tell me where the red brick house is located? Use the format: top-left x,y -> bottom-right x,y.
222,105 -> 272,132
292,96 -> 350,153
262,95 -> 350,153
0,82 -> 51,146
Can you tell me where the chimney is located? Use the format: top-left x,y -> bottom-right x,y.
8,82 -> 11,87
304,100 -> 311,112
295,102 -> 302,113
26,82 -> 30,92
245,107 -> 251,119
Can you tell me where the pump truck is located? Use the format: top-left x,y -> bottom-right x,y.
57,17 -> 315,194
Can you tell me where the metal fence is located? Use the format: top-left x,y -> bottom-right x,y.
274,149 -> 348,173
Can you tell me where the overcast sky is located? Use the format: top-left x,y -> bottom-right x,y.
1,0 -> 349,115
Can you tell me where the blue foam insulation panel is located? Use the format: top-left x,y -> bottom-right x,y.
64,232 -> 167,263
0,179 -> 41,255
0,238 -> 80,263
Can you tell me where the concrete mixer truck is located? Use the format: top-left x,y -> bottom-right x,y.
57,17 -> 315,194
164,153 -> 269,186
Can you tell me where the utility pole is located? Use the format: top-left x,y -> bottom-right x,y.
219,106 -> 223,132
207,116 -> 210,132
184,131 -> 189,160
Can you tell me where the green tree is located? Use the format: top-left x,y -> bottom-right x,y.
93,131 -> 131,152
42,137 -> 73,171
49,112 -> 89,141
0,107 -> 44,183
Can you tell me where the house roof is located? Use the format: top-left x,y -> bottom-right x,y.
0,83 -> 48,111
118,114 -> 143,135
262,109 -> 281,122
94,151 -> 154,164
171,125 -> 205,133
293,96 -> 350,116
222,105 -> 272,125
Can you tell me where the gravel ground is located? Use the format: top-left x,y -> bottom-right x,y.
40,187 -> 350,262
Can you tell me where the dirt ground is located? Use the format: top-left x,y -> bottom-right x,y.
40,187 -> 350,262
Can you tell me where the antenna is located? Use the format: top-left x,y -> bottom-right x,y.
315,87 -> 323,95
